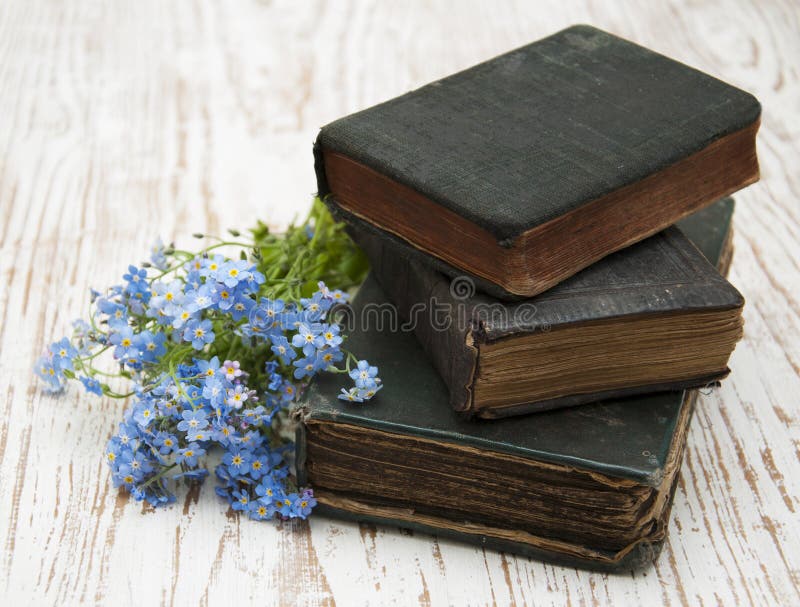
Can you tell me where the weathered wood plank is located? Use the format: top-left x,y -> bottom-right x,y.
0,0 -> 797,605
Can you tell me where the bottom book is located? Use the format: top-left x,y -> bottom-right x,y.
295,204 -> 735,571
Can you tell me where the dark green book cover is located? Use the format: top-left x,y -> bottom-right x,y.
314,25 -> 759,298
348,198 -> 743,418
296,202 -> 735,571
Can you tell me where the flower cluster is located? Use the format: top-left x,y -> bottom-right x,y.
34,200 -> 377,519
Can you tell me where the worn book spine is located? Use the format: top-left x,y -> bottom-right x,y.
348,199 -> 739,418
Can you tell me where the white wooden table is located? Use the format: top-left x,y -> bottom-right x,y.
1,1 -> 798,604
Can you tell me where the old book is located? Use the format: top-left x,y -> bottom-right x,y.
295,209 -> 735,571
350,198 -> 743,418
314,24 -> 760,299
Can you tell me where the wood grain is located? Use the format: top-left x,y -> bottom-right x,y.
0,0 -> 797,605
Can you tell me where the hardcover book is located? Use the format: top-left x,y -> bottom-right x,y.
295,205 -> 735,571
314,24 -> 760,299
351,198 -> 743,418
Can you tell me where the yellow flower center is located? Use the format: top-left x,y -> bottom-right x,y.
121,338 -> 132,347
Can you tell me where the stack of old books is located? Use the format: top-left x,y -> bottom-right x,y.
296,25 -> 760,570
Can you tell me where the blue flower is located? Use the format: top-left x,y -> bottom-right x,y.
184,319 -> 215,350
148,280 -> 184,316
255,478 -> 281,502
122,265 -> 149,296
358,383 -> 383,400
170,304 -> 197,330
235,430 -> 264,450
153,431 -> 178,454
149,237 -> 169,270
254,297 -> 285,329
115,421 -> 141,448
276,494 -> 295,517
217,260 -> 252,288
248,499 -> 275,520
301,292 -> 332,321
214,283 -> 236,311
49,337 -> 78,371
104,440 -> 122,468
279,381 -> 297,403
177,409 -> 209,433
231,489 -> 251,511
291,323 -> 322,356
198,254 -> 225,279
109,326 -> 138,361
186,429 -> 211,443
318,281 -> 349,304
292,355 -> 317,380
34,356 -> 65,393
314,348 -> 342,371
293,489 -> 317,519
184,269 -> 203,292
196,356 -> 221,379
176,443 -> 205,467
97,298 -> 129,329
202,377 -> 226,407
248,453 -> 269,479
242,405 -> 268,426
136,330 -> 167,362
132,401 -> 157,427
349,360 -> 379,390
228,291 -> 255,322
223,446 -> 252,476
270,335 -> 297,365
184,283 -> 218,312
119,450 -> 154,481
210,420 -> 236,446
337,387 -> 364,403
245,268 -> 265,290
80,375 -> 103,396
317,324 -> 343,349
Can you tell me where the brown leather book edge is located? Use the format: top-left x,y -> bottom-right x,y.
321,118 -> 758,297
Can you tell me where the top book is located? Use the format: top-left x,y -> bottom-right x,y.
314,25 -> 760,299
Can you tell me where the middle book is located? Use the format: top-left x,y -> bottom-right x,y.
345,198 -> 744,419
